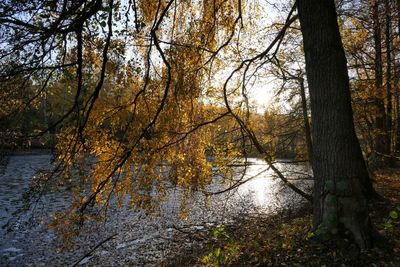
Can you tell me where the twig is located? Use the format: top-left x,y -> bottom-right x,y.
71,233 -> 118,267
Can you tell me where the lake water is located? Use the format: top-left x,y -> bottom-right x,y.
0,152 -> 312,266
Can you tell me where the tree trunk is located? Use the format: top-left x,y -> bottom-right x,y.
372,0 -> 389,156
297,0 -> 373,249
396,0 -> 400,152
299,77 -> 313,162
385,0 -> 393,154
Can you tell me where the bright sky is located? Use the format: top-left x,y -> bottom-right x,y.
240,0 -> 295,114
249,79 -> 279,113
132,0 -> 295,114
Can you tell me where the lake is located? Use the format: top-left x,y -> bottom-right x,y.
0,152 -> 312,266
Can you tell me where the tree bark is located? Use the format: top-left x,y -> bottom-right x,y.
297,0 -> 373,248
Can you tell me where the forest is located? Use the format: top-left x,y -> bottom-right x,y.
0,0 -> 399,266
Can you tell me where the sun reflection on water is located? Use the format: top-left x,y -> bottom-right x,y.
233,159 -> 312,210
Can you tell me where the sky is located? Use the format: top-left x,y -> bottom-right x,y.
237,0 -> 296,113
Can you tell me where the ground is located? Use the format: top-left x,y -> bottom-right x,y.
165,168 -> 400,266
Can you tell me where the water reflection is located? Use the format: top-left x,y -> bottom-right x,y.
230,158 -> 313,211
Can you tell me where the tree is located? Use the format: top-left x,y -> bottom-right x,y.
337,0 -> 400,165
372,0 -> 388,156
385,0 -> 393,154
297,0 -> 373,248
0,0 -> 382,249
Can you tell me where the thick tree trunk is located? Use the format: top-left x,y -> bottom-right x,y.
299,77 -> 313,162
297,0 -> 373,248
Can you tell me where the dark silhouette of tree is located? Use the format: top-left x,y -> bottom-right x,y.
297,0 -> 373,248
